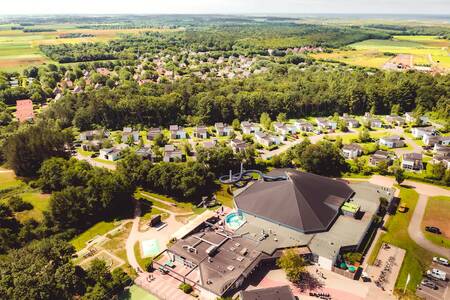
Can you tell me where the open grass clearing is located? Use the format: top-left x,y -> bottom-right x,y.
367,186 -> 435,294
70,221 -> 118,251
0,169 -> 23,190
421,196 -> 450,249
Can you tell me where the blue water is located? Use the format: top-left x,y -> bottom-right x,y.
225,212 -> 246,230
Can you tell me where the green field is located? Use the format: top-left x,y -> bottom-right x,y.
313,35 -> 450,70
422,196 -> 450,249
0,26 -> 179,72
70,221 -> 117,251
367,186 -> 435,295
0,169 -> 23,190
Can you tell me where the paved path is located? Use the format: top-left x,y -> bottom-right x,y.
74,153 -> 116,170
367,175 -> 450,257
408,194 -> 450,257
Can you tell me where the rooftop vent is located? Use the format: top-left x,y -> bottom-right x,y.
227,265 -> 235,271
236,256 -> 244,262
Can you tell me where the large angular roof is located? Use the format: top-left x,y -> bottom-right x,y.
234,169 -> 354,233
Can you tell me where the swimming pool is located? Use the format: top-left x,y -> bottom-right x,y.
141,239 -> 160,257
225,212 -> 246,230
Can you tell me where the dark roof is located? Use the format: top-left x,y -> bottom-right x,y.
240,286 -> 296,300
234,169 -> 354,233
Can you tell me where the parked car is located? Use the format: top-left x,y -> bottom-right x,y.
425,226 -> 442,234
426,269 -> 447,281
420,278 -> 438,290
433,257 -> 449,266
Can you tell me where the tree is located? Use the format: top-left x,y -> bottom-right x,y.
299,141 -> 348,177
232,119 -> 240,130
260,112 -> 271,130
7,196 -> 33,212
394,168 -> 405,185
338,119 -> 348,132
276,112 -> 287,123
358,128 -> 371,143
179,283 -> 193,294
277,249 -> 306,283
391,104 -> 400,115
0,238 -> 84,300
3,121 -> 73,177
153,133 -> 168,147
196,146 -> 240,177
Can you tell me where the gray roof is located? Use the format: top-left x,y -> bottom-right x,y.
240,286 -> 295,300
234,169 -> 354,233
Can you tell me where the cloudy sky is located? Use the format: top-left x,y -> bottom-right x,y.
1,0 -> 449,15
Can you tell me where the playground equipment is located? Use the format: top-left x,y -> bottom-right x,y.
219,163 -> 288,186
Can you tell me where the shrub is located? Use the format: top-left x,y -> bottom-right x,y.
179,283 -> 193,294
8,196 -> 33,212
144,258 -> 153,272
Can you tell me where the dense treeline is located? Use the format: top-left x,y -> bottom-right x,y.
38,157 -> 133,232
43,67 -> 449,131
0,238 -> 131,300
40,23 -> 390,63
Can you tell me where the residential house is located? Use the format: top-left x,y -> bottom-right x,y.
240,286 -> 296,300
254,132 -> 281,147
434,144 -> 450,155
412,126 -> 436,139
15,99 -> 34,123
385,115 -> 405,126
342,144 -> 363,159
343,117 -> 360,128
273,122 -> 297,135
80,129 -> 109,141
379,136 -> 404,148
215,122 -> 233,137
135,146 -> 154,161
370,150 -> 393,166
293,120 -> 314,132
121,127 -> 140,144
230,139 -> 248,153
147,128 -> 162,140
202,139 -> 217,150
99,144 -> 128,161
402,153 -> 423,171
432,146 -> 450,170
72,86 -> 83,94
81,140 -> 102,152
241,121 -> 260,134
163,144 -> 183,162
169,125 -> 187,139
316,118 -> 337,130
193,126 -> 208,139
369,119 -> 383,128
405,112 -> 428,124
422,134 -> 441,147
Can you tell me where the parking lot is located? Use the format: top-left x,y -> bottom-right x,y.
416,262 -> 450,300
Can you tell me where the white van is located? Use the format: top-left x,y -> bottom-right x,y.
427,268 -> 447,281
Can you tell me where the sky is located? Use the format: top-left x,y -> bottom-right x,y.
1,0 -> 449,15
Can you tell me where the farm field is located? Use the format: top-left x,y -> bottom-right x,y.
0,25 -> 180,71
312,35 -> 450,70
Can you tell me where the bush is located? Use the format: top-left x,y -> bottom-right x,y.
8,196 -> 33,212
144,258 -> 153,272
343,252 -> 362,265
179,283 -> 193,294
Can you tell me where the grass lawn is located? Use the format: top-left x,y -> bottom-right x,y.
215,184 -> 234,208
134,242 -> 153,270
15,192 -> 51,222
120,285 -> 158,300
421,196 -> 450,249
71,221 -> 117,251
76,147 -> 95,157
93,157 -> 118,165
0,169 -> 23,190
368,186 -> 435,294
136,190 -> 202,214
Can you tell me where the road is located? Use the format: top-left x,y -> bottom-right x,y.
260,128 -> 399,160
408,194 -> 450,257
368,175 -> 450,257
75,153 -> 116,170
